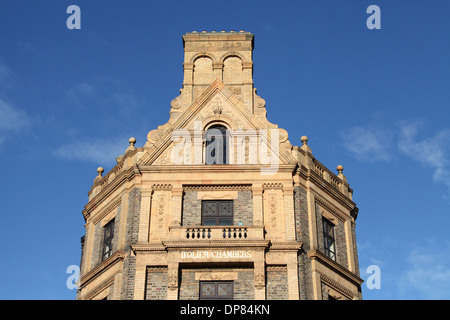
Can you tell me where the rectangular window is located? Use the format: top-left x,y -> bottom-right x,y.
202,200 -> 233,226
322,218 -> 336,261
102,219 -> 115,261
200,281 -> 233,300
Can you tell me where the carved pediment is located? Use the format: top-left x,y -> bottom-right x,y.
139,79 -> 297,167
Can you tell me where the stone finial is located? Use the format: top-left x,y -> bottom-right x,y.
126,137 -> 136,153
301,136 -> 308,145
336,165 -> 347,182
94,167 -> 104,184
300,135 -> 312,154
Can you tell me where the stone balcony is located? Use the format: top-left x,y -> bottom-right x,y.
169,225 -> 264,241
161,225 -> 268,249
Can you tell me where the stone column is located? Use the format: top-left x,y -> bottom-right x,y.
286,252 -> 299,300
117,192 -> 129,250
254,260 -> 266,300
138,189 -> 153,242
171,186 -> 184,227
182,62 -> 194,106
311,266 -> 322,300
167,261 -> 179,300
133,265 -> 147,300
283,186 -> 295,241
112,273 -> 123,300
82,222 -> 95,274
306,182 -> 318,250
252,185 -> 264,228
345,219 -> 356,273
213,62 -> 223,80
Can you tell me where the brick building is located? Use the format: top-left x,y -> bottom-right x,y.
77,31 -> 363,300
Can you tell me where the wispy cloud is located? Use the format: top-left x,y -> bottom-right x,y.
0,57 -> 17,90
342,120 -> 450,195
398,120 -> 450,189
65,82 -> 97,105
0,97 -> 31,131
53,137 -> 128,165
64,76 -> 143,115
398,242 -> 450,299
341,126 -> 393,162
0,59 -> 32,149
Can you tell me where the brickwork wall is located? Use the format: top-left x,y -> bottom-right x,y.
179,267 -> 254,300
120,188 -> 141,300
293,186 -> 313,300
234,269 -> 255,300
145,267 -> 168,300
90,204 -> 122,269
182,189 -> 253,226
352,223 -> 360,277
179,269 -> 198,300
266,266 -> 288,300
234,190 -> 253,226
315,203 -> 348,269
182,190 -> 202,226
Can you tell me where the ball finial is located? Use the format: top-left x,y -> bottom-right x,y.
337,165 -> 344,174
301,136 -> 308,145
97,167 -> 104,176
129,137 -> 136,146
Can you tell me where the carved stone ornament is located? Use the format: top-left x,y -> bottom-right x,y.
212,97 -> 223,115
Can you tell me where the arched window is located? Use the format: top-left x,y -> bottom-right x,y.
204,125 -> 229,165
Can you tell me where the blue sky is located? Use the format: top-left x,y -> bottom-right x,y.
0,0 -> 449,300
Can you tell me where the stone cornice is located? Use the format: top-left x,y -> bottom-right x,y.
318,272 -> 356,300
184,184 -> 251,191
89,196 -> 122,224
131,243 -> 166,254
79,250 -> 126,288
162,240 -> 270,249
138,164 -> 297,173
91,149 -> 139,190
314,195 -> 348,223
84,166 -> 140,219
268,242 -> 303,251
308,249 -> 363,286
308,170 -> 357,213
80,275 -> 115,300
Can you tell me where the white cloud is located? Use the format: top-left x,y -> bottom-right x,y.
0,58 -> 16,90
65,82 -> 97,104
0,97 -> 31,131
398,120 -> 450,189
341,126 -> 393,162
0,59 -> 32,151
53,137 -> 128,165
398,244 -> 450,299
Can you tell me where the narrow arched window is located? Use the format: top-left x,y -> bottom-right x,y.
204,125 -> 229,164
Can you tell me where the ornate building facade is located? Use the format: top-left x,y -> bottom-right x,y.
77,31 -> 363,300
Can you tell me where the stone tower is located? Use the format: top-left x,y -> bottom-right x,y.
77,31 -> 363,300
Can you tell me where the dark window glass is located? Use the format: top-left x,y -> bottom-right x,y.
102,219 -> 115,261
201,200 -> 233,226
205,125 -> 229,165
323,218 -> 336,261
200,281 -> 233,300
